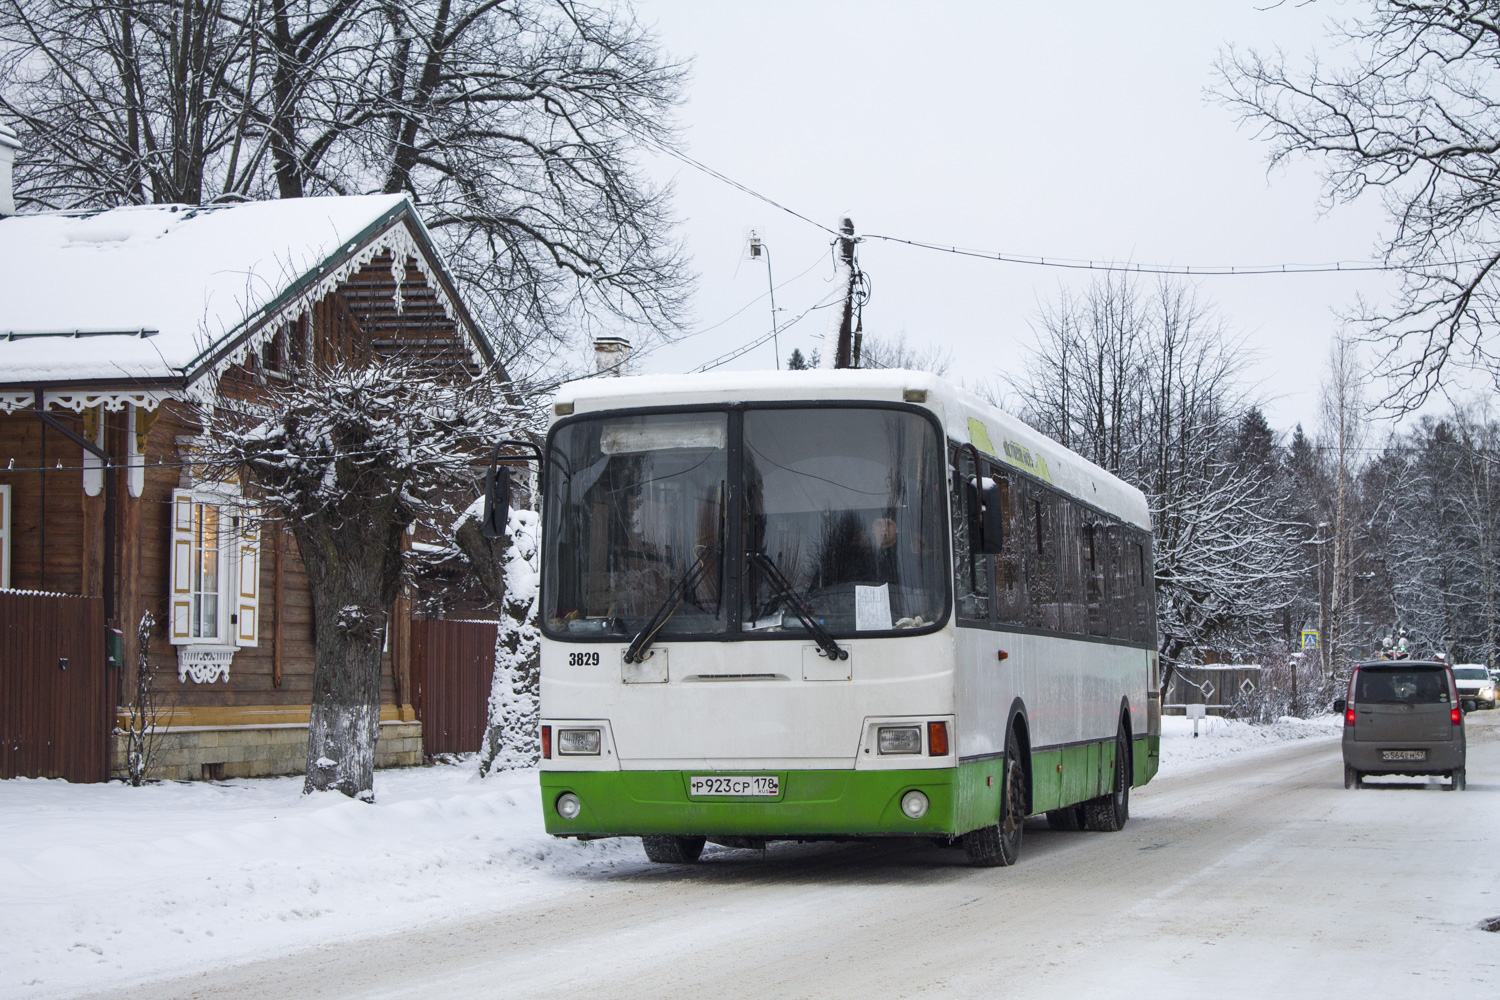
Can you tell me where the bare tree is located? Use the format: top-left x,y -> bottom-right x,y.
0,0 -> 691,373
202,356 -> 521,799
857,329 -> 953,375
1018,275 -> 1303,677
1217,3 -> 1500,411
1318,331 -> 1369,673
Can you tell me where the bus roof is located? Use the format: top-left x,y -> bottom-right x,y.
552,368 -> 1152,529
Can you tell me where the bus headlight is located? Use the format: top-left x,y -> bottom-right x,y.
900,790 -> 929,819
556,792 -> 582,820
878,726 -> 922,754
558,728 -> 602,755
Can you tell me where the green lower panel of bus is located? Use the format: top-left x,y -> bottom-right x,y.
1028,736 -> 1157,815
541,761 -> 1005,839
542,736 -> 1158,840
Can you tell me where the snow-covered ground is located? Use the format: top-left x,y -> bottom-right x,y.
0,765 -> 637,999
1157,712 -> 1341,772
0,713 -> 1351,1000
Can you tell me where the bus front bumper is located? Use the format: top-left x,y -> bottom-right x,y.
540,763 -> 1004,839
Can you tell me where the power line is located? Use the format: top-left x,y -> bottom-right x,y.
647,138 -> 841,238
527,251 -> 829,389
656,145 -> 1488,277
693,292 -> 842,373
860,233 -> 1482,277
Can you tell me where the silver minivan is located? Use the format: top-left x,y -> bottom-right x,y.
1335,660 -> 1466,790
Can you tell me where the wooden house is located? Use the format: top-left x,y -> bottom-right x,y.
0,194 -> 502,781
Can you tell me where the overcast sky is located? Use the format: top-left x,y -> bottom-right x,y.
624,0 -> 1400,436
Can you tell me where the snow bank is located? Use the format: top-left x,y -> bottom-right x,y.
0,765 -> 636,1000
1158,712 -> 1341,774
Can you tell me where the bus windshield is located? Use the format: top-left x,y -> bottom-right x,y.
544,411 -> 729,638
742,408 -> 946,634
542,406 -> 947,639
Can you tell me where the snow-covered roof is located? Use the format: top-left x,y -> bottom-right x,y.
552,368 -> 1152,528
0,195 -> 490,411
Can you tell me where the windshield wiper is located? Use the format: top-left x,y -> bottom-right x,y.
746,550 -> 847,661
622,549 -> 714,664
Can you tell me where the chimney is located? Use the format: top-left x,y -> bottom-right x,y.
594,336 -> 632,377
0,124 -> 18,217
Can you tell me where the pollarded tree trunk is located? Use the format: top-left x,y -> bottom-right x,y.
293,507 -> 407,799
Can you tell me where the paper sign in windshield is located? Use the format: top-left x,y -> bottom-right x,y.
855,584 -> 893,632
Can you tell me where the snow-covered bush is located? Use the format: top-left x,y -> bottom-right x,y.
478,507 -> 542,774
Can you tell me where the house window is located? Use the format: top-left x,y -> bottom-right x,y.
189,501 -> 222,640
0,484 -> 11,589
171,486 -> 259,652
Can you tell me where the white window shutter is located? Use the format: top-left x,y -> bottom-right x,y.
170,489 -> 194,644
235,518 -> 260,646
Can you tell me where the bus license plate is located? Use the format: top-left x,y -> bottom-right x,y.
689,775 -> 779,797
1382,749 -> 1426,761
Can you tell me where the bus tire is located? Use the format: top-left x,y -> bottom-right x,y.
964,728 -> 1027,867
1046,806 -> 1086,831
641,835 -> 706,864
1083,726 -> 1130,833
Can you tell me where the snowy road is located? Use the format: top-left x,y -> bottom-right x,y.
81,713 -> 1500,1000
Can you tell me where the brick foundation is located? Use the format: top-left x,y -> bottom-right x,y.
110,720 -> 424,781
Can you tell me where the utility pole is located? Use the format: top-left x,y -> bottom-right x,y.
825,217 -> 857,369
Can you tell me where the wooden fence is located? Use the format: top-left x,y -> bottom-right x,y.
411,618 -> 497,755
1164,664 -> 1263,716
0,590 -> 109,782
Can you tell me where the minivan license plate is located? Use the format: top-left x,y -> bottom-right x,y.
1382,749 -> 1426,761
689,775 -> 779,796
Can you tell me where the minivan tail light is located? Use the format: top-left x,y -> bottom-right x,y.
1345,708 -> 1356,727
1452,708 -> 1462,726
927,721 -> 949,756
542,725 -> 552,759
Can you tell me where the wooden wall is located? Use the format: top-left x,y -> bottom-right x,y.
0,408 -> 92,596
0,253 -> 490,731
126,401 -> 404,716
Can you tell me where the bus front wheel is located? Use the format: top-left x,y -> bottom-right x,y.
642,835 -> 706,864
964,728 -> 1027,867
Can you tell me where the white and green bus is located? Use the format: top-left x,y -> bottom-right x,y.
526,369 -> 1159,866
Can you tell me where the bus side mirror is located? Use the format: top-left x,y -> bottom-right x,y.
481,465 -> 511,539
479,439 -> 545,540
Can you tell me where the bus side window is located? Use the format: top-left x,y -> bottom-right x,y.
1058,500 -> 1087,634
1084,520 -> 1109,637
951,446 -> 990,621
1135,534 -> 1156,644
1024,481 -> 1061,632
991,465 -> 1028,626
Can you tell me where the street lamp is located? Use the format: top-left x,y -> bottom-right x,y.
747,230 -> 779,370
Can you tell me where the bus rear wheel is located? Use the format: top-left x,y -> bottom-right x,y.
964,728 -> 1027,867
641,835 -> 706,864
1083,726 -> 1130,832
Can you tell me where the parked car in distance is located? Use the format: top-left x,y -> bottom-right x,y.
1453,664 -> 1497,711
1335,660 -> 1466,790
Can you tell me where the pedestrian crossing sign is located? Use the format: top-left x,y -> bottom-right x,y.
1300,629 -> 1319,650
